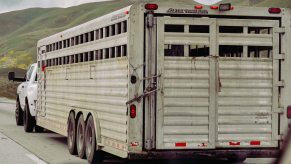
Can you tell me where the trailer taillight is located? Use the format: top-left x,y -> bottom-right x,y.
42,65 -> 46,72
145,4 -> 158,10
195,5 -> 203,9
287,106 -> 291,119
130,104 -> 136,118
210,6 -> 219,10
269,8 -> 281,14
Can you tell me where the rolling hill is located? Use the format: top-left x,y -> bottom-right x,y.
0,0 -> 290,69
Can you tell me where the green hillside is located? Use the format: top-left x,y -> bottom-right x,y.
0,0 -> 290,70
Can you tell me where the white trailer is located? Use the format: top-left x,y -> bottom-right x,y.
36,1 -> 291,163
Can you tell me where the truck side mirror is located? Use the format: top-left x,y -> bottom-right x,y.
8,72 -> 15,81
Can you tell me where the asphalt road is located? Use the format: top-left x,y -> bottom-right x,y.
0,97 -> 275,164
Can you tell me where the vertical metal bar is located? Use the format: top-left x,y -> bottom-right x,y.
184,25 -> 189,57
243,27 -> 248,58
109,47 -> 112,59
109,26 -> 112,37
209,19 -> 217,149
272,23 -> 280,147
156,17 -> 165,149
121,46 -> 124,57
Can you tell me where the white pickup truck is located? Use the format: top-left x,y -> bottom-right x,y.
8,63 -> 42,132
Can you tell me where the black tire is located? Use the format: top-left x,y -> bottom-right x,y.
23,102 -> 35,132
227,157 -> 247,163
35,125 -> 44,133
85,115 -> 103,164
67,112 -> 77,155
77,114 -> 86,159
15,98 -> 23,126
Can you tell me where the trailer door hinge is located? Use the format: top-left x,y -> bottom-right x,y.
274,134 -> 284,141
274,53 -> 285,60
275,80 -> 285,87
274,27 -> 285,34
273,107 -> 284,114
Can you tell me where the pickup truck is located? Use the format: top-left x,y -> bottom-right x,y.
8,63 -> 42,132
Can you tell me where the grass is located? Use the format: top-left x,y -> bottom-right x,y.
0,0 -> 290,99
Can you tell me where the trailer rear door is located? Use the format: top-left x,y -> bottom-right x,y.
156,17 -> 281,149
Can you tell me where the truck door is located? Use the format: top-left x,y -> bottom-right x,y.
19,65 -> 34,109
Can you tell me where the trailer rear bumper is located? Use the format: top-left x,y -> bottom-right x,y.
128,149 -> 279,160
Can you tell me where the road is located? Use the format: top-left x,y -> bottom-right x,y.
0,97 -> 275,164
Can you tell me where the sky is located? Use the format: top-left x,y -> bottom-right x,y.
0,0 -> 223,14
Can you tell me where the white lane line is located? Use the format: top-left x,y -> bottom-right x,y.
26,154 -> 47,164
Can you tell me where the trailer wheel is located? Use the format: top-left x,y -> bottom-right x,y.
67,112 -> 77,155
15,98 -> 23,126
23,102 -> 35,132
77,114 -> 86,159
85,115 -> 103,164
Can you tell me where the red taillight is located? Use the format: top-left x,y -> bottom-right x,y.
145,4 -> 158,10
269,8 -> 281,14
250,140 -> 261,146
287,106 -> 291,119
195,5 -> 203,9
130,104 -> 136,118
175,142 -> 187,147
210,6 -> 219,10
42,65 -> 46,72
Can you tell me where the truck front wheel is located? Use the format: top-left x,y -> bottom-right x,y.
23,102 -> 35,132
15,98 -> 23,126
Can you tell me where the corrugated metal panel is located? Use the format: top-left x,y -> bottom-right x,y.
217,59 -> 274,147
43,57 -> 128,146
160,57 -> 211,149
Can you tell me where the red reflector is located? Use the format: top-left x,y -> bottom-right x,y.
210,6 -> 219,10
125,11 -> 129,15
130,104 -> 136,118
269,8 -> 281,14
145,4 -> 158,10
42,65 -> 46,72
287,106 -> 291,119
231,6 -> 234,10
229,141 -> 240,146
195,5 -> 203,9
250,140 -> 261,145
175,142 -> 186,147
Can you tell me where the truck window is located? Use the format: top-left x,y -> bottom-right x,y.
26,66 -> 35,81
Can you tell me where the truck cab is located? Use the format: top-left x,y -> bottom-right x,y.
8,63 -> 39,132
